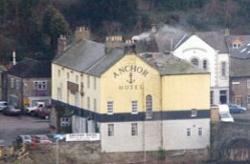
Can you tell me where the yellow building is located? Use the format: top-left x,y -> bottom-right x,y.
51,29 -> 210,152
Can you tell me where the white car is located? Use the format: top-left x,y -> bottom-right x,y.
220,112 -> 234,122
219,104 -> 234,122
25,102 -> 45,116
16,135 -> 32,144
0,101 -> 8,111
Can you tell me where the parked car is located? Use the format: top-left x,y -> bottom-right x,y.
16,135 -> 32,145
25,102 -> 45,116
0,101 -> 8,112
3,106 -> 22,116
219,104 -> 234,122
220,112 -> 234,122
31,135 -> 53,144
37,108 -> 50,119
228,104 -> 247,113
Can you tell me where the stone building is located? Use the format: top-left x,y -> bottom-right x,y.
4,58 -> 51,108
51,27 -> 211,152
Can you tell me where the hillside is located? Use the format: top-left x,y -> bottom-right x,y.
0,0 -> 249,63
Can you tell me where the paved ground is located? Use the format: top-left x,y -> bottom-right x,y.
0,114 -> 49,146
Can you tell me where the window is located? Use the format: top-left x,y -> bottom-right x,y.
202,60 -> 208,70
33,81 -> 47,90
87,75 -> 90,88
67,72 -> 70,79
94,77 -> 96,90
191,58 -> 199,66
107,101 -> 113,114
198,128 -> 202,136
76,75 -> 79,83
87,97 -> 90,109
108,124 -> 114,136
94,98 -> 97,112
210,91 -> 214,105
146,95 -> 152,119
58,69 -> 61,77
234,96 -> 242,106
75,93 -> 79,106
131,123 -> 138,136
247,96 -> 250,105
57,87 -> 62,100
191,109 -> 197,117
60,117 -> 71,127
187,128 -> 191,136
221,62 -> 226,77
16,80 -> 20,89
247,79 -> 250,89
220,90 -> 227,104
10,78 -> 15,88
132,100 -> 138,114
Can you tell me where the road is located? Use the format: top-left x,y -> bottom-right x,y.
0,114 -> 50,146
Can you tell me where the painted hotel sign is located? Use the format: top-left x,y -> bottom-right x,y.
113,64 -> 149,90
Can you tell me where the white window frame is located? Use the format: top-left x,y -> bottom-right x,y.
131,123 -> 138,136
131,100 -> 138,114
108,124 -> 114,136
33,81 -> 47,90
191,109 -> 197,117
107,101 -> 113,115
221,61 -> 226,77
187,128 -> 191,136
198,127 -> 202,136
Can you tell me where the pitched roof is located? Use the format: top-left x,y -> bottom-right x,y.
139,53 -> 207,75
54,40 -> 105,72
134,26 -> 228,54
226,35 -> 250,58
195,31 -> 228,53
54,39 -> 208,77
7,58 -> 51,78
230,57 -> 250,77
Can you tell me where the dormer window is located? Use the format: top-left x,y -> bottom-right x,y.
232,43 -> 241,49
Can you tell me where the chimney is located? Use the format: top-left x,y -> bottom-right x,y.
57,35 -> 67,56
124,39 -> 136,54
105,35 -> 124,53
224,28 -> 230,36
75,26 -> 90,42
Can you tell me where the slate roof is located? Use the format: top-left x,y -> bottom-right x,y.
54,39 -> 208,77
195,31 -> 228,53
134,26 -> 228,54
230,57 -> 250,77
139,53 -> 207,75
226,35 -> 250,58
7,58 -> 51,78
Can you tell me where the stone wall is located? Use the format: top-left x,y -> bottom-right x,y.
211,122 -> 250,161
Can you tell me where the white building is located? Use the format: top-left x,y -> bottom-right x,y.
134,27 -> 230,105
172,32 -> 229,105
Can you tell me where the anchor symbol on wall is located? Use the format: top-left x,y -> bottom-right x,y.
127,72 -> 135,84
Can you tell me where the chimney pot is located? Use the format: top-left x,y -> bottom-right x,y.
75,26 -> 90,42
